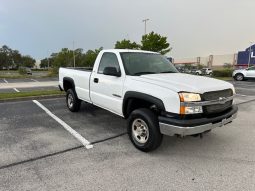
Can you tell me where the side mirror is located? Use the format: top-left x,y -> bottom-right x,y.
103,67 -> 121,77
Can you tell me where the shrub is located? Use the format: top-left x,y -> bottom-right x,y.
18,67 -> 27,75
213,69 -> 233,77
47,68 -> 58,77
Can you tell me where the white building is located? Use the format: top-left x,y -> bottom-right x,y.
34,60 -> 41,69
174,53 -> 237,69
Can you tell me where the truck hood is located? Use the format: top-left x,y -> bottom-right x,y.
133,73 -> 233,93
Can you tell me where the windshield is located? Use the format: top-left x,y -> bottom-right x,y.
247,66 -> 255,70
120,52 -> 178,76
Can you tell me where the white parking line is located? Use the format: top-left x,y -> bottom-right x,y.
13,88 -> 20,92
3,79 -> 8,83
33,100 -> 93,149
31,79 -> 39,82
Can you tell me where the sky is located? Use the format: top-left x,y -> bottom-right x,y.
0,0 -> 255,60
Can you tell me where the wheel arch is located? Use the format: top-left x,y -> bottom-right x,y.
63,77 -> 75,92
123,91 -> 165,118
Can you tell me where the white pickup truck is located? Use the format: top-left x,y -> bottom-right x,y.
59,49 -> 238,152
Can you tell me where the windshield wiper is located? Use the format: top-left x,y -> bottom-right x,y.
133,72 -> 157,76
159,71 -> 176,73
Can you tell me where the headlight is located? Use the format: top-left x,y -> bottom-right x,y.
179,92 -> 203,114
180,106 -> 203,114
179,92 -> 201,102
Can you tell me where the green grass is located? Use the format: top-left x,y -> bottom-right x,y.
0,75 -> 27,79
0,90 -> 64,100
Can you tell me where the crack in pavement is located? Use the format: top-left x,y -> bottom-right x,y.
236,98 -> 255,106
0,132 -> 127,171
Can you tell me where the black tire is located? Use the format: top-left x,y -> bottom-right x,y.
235,73 -> 244,81
196,72 -> 199,75
127,108 -> 163,152
66,89 -> 81,112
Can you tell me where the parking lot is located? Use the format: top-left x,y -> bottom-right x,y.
0,77 -> 58,93
0,80 -> 255,191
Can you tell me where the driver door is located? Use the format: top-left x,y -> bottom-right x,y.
90,52 -> 125,115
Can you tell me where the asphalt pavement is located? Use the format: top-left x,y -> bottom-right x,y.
0,77 -> 57,84
0,86 -> 59,93
0,77 -> 58,92
0,80 -> 254,191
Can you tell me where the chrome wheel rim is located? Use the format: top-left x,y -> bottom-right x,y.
67,94 -> 74,108
132,119 -> 149,144
237,75 -> 243,81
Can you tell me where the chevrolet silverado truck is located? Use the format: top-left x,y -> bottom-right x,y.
59,49 -> 238,152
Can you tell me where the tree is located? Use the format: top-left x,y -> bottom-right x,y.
0,45 -> 35,69
21,55 -> 35,68
11,50 -> 22,68
73,48 -> 86,67
84,47 -> 103,67
141,31 -> 172,55
0,45 -> 12,69
223,63 -> 232,69
50,48 -> 69,70
115,39 -> 140,49
40,58 -> 48,68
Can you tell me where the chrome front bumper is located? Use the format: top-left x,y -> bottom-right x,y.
159,107 -> 238,137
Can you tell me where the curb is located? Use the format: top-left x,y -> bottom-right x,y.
0,94 -> 64,103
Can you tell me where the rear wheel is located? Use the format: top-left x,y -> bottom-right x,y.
235,73 -> 244,81
127,108 -> 163,152
66,89 -> 81,112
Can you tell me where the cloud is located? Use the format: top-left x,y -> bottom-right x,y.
1,0 -> 255,59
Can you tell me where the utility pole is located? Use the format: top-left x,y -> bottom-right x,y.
142,18 -> 149,35
46,51 -> 50,70
248,41 -> 253,68
73,41 -> 76,68
47,57 -> 49,70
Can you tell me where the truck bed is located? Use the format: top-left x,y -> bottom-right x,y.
65,67 -> 93,71
59,67 -> 92,103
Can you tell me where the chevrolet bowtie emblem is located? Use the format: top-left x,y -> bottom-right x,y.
219,97 -> 227,104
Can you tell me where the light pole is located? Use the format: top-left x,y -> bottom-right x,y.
248,41 -> 253,68
142,18 -> 149,35
47,57 -> 49,70
73,41 -> 76,68
46,51 -> 50,70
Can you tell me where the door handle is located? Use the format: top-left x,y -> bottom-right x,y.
94,78 -> 99,83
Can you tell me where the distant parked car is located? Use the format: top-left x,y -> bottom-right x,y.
193,68 -> 212,75
233,66 -> 255,81
26,68 -> 32,75
19,67 -> 32,75
194,69 -> 202,75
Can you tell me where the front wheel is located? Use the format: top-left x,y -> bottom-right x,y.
235,73 -> 244,81
66,89 -> 81,112
127,108 -> 163,152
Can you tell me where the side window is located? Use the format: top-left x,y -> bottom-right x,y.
248,66 -> 255,70
98,53 -> 120,74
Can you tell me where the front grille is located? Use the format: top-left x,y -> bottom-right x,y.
202,89 -> 233,114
